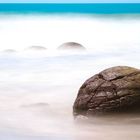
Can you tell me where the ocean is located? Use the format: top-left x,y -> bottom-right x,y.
1,3 -> 140,14
0,3 -> 140,140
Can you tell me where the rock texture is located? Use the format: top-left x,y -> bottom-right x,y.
58,42 -> 86,50
73,66 -> 140,117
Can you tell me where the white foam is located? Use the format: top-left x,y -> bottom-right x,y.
0,14 -> 140,52
0,14 -> 140,139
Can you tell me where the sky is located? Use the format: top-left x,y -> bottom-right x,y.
0,0 -> 140,3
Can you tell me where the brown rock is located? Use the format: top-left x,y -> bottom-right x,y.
73,66 -> 140,118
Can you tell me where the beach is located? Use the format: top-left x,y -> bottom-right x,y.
0,5 -> 140,139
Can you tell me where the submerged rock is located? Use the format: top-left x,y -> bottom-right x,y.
21,102 -> 49,109
58,42 -> 86,51
73,66 -> 140,118
3,49 -> 16,53
26,46 -> 47,51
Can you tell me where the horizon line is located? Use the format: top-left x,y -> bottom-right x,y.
0,1 -> 140,4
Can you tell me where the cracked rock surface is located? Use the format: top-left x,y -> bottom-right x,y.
73,66 -> 140,117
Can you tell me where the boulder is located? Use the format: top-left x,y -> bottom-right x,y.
73,66 -> 140,118
26,46 -> 47,51
58,42 -> 86,51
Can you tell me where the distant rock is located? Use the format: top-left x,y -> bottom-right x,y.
3,49 -> 16,53
58,42 -> 86,51
21,102 -> 49,109
26,46 -> 47,51
73,66 -> 140,118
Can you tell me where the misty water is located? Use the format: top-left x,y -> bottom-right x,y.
0,50 -> 139,140
0,15 -> 140,139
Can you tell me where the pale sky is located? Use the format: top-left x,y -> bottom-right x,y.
0,0 -> 140,3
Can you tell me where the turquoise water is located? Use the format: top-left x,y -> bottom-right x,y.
0,3 -> 140,14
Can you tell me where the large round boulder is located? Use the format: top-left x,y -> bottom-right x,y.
73,66 -> 140,118
58,42 -> 86,51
